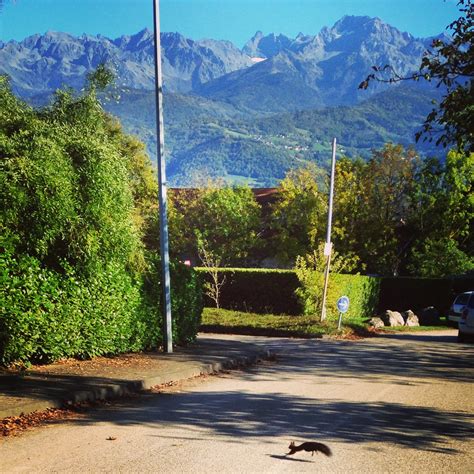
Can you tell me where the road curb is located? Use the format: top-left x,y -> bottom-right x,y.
1,348 -> 273,420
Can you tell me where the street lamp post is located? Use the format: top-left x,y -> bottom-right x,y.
152,0 -> 173,352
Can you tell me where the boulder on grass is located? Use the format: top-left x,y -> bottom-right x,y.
404,310 -> 420,327
368,317 -> 385,329
382,310 -> 405,327
418,306 -> 440,325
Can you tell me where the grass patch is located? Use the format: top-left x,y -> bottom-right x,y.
200,308 -> 454,338
200,307 -> 370,338
379,324 -> 453,332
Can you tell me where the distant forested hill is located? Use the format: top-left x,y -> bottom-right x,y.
102,84 -> 441,186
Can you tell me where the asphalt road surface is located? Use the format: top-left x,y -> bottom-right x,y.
1,331 -> 473,473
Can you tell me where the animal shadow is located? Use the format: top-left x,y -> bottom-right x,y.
268,454 -> 313,463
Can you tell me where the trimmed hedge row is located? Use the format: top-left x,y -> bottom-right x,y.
323,272 -> 380,320
196,268 -> 379,318
0,251 -> 203,366
197,268 -> 474,318
378,276 -> 474,315
195,268 -> 301,315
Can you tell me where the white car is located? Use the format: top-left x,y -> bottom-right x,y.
448,291 -> 474,324
458,295 -> 474,342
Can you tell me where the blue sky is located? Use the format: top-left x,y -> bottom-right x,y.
0,0 -> 461,47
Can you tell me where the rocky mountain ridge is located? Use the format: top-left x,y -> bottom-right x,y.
1,15 -> 441,109
0,28 -> 253,96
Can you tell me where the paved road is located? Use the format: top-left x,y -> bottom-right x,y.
1,331 -> 473,473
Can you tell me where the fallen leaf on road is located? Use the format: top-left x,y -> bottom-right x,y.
1,408 -> 76,437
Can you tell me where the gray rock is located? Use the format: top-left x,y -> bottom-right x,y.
404,310 -> 420,327
382,310 -> 405,327
368,317 -> 385,329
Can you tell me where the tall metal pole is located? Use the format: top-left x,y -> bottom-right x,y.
320,137 -> 337,322
152,0 -> 172,352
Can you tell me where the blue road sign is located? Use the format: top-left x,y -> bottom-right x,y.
337,296 -> 350,313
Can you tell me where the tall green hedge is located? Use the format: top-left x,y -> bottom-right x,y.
0,250 -> 203,365
196,267 -> 380,318
196,268 -> 301,315
0,76 -> 203,366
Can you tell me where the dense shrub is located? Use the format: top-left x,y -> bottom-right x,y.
329,273 -> 380,320
145,255 -> 204,346
0,250 -> 152,364
196,268 -> 301,315
0,249 -> 203,365
294,244 -> 363,319
197,266 -> 379,319
0,76 -> 202,366
295,263 -> 380,321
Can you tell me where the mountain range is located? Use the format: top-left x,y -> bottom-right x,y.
0,15 -> 446,185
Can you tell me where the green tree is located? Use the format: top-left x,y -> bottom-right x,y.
0,70 -> 204,365
408,150 -> 473,276
1,76 -> 145,275
409,238 -> 473,277
270,166 -> 327,266
332,157 -> 367,272
332,144 -> 418,276
168,184 -> 261,267
360,0 -> 473,152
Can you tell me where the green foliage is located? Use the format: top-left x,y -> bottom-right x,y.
198,185 -> 261,265
198,263 -> 380,322
143,254 -> 204,346
0,249 -> 203,365
86,63 -> 115,92
416,0 -> 473,152
333,144 -> 419,275
1,76 -> 142,275
409,238 -> 474,278
408,149 -> 473,276
169,262 -> 204,344
195,268 -> 301,315
294,242 -> 364,319
331,146 -> 473,277
329,273 -> 381,321
270,166 -> 327,265
0,249 -> 159,365
0,75 -> 203,365
169,184 -> 261,266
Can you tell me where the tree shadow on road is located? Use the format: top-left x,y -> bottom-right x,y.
234,336 -> 474,385
72,388 -> 473,454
